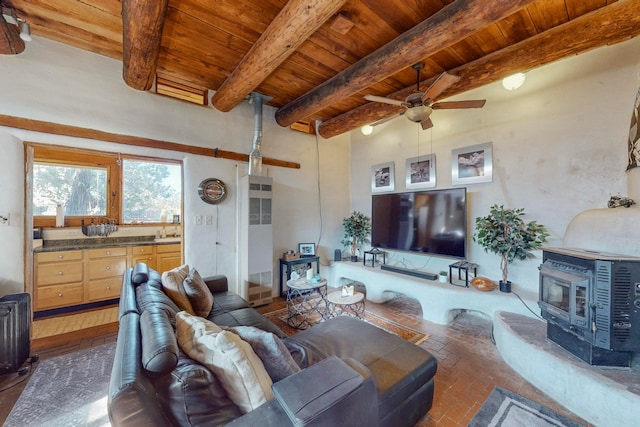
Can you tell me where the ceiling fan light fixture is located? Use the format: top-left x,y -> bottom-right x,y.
361,124 -> 373,135
502,73 -> 526,90
19,20 -> 31,42
405,105 -> 432,123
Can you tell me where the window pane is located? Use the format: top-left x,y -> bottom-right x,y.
33,164 -> 107,216
122,160 -> 182,224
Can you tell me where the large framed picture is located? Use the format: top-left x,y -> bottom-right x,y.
298,242 -> 316,257
405,154 -> 436,189
451,142 -> 493,185
371,161 -> 395,193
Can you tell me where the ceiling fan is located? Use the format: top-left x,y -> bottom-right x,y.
364,63 -> 486,130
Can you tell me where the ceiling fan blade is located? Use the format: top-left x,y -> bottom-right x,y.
421,72 -> 461,103
364,94 -> 408,107
431,100 -> 486,110
420,117 -> 434,130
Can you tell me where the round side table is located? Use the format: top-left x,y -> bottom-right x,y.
285,278 -> 327,329
326,291 -> 365,319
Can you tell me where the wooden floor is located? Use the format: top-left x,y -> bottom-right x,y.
0,296 -> 589,426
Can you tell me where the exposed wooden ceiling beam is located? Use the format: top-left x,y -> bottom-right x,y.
122,0 -> 169,90
274,0 -> 537,128
211,0 -> 347,112
317,0 -> 640,139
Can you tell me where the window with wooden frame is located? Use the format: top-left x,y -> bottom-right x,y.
31,144 -> 182,228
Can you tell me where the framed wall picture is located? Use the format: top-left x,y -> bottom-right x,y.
371,161 -> 395,193
451,142 -> 493,185
405,154 -> 436,189
298,242 -> 316,257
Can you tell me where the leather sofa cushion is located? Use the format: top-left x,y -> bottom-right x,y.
152,352 -> 243,427
176,311 -> 274,414
140,308 -> 179,374
209,292 -> 251,317
131,262 -> 149,285
161,265 -> 195,314
283,316 -> 437,422
183,268 -> 214,317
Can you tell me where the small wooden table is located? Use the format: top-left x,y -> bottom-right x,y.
326,291 -> 365,319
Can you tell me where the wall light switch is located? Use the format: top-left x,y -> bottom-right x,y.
195,215 -> 203,225
206,215 -> 213,225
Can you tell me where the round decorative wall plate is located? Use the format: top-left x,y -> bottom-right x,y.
198,178 -> 227,204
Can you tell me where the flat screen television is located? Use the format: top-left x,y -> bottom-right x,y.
371,187 -> 467,259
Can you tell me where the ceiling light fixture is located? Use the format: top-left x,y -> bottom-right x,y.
361,124 -> 373,136
2,5 -> 30,42
502,73 -> 526,91
405,105 -> 433,123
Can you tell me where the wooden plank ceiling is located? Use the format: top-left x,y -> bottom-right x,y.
3,0 -> 640,138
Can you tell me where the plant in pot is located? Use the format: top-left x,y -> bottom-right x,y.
341,211 -> 372,262
473,204 -> 549,292
438,271 -> 448,283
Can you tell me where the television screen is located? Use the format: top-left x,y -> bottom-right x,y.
371,188 -> 467,258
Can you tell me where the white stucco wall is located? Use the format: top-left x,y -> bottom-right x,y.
349,36 -> 640,302
0,37 -> 351,295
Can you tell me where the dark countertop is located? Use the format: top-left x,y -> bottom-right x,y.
34,236 -> 181,252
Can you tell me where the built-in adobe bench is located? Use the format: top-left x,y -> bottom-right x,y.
327,262 -> 536,325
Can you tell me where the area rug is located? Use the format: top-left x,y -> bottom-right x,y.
4,342 -> 115,427
263,307 -> 428,344
468,386 -> 585,427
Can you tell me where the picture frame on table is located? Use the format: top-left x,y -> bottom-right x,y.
451,142 -> 493,185
371,161 -> 395,193
298,242 -> 316,257
405,154 -> 436,189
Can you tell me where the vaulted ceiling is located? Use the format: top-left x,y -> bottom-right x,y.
3,0 -> 640,138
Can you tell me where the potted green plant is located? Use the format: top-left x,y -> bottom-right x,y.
438,271 -> 448,283
341,211 -> 372,262
473,204 -> 549,292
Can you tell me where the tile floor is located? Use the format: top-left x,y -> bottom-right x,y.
0,294 -> 589,426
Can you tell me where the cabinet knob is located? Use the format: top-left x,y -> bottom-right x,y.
106,251 -> 111,255
58,293 -> 63,297
58,271 -> 63,275
106,266 -> 111,270
106,286 -> 111,290
58,255 -> 64,259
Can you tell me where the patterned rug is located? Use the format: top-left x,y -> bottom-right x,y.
468,386 -> 585,427
263,307 -> 429,344
4,342 -> 115,427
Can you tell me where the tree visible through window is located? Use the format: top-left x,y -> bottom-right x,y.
33,164 -> 107,216
122,160 -> 182,224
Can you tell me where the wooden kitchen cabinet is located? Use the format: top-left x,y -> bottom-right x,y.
34,250 -> 84,310
156,243 -> 182,273
87,247 -> 127,302
130,245 -> 156,270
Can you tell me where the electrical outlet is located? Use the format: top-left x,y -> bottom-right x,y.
0,213 -> 9,226
206,215 -> 213,225
195,215 -> 203,225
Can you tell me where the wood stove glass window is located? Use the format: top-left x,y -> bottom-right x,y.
541,275 -> 570,315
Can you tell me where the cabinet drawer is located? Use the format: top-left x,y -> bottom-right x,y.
36,250 -> 83,263
36,261 -> 83,286
89,257 -> 127,280
36,283 -> 83,310
88,277 -> 121,301
157,243 -> 181,254
132,245 -> 154,255
88,247 -> 127,259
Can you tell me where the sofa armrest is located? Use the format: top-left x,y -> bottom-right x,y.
203,275 -> 228,293
274,356 -> 378,427
228,356 -> 377,427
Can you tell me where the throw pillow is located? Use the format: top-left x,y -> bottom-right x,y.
183,268 -> 214,317
176,311 -> 274,413
161,264 -> 194,314
225,326 -> 300,382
